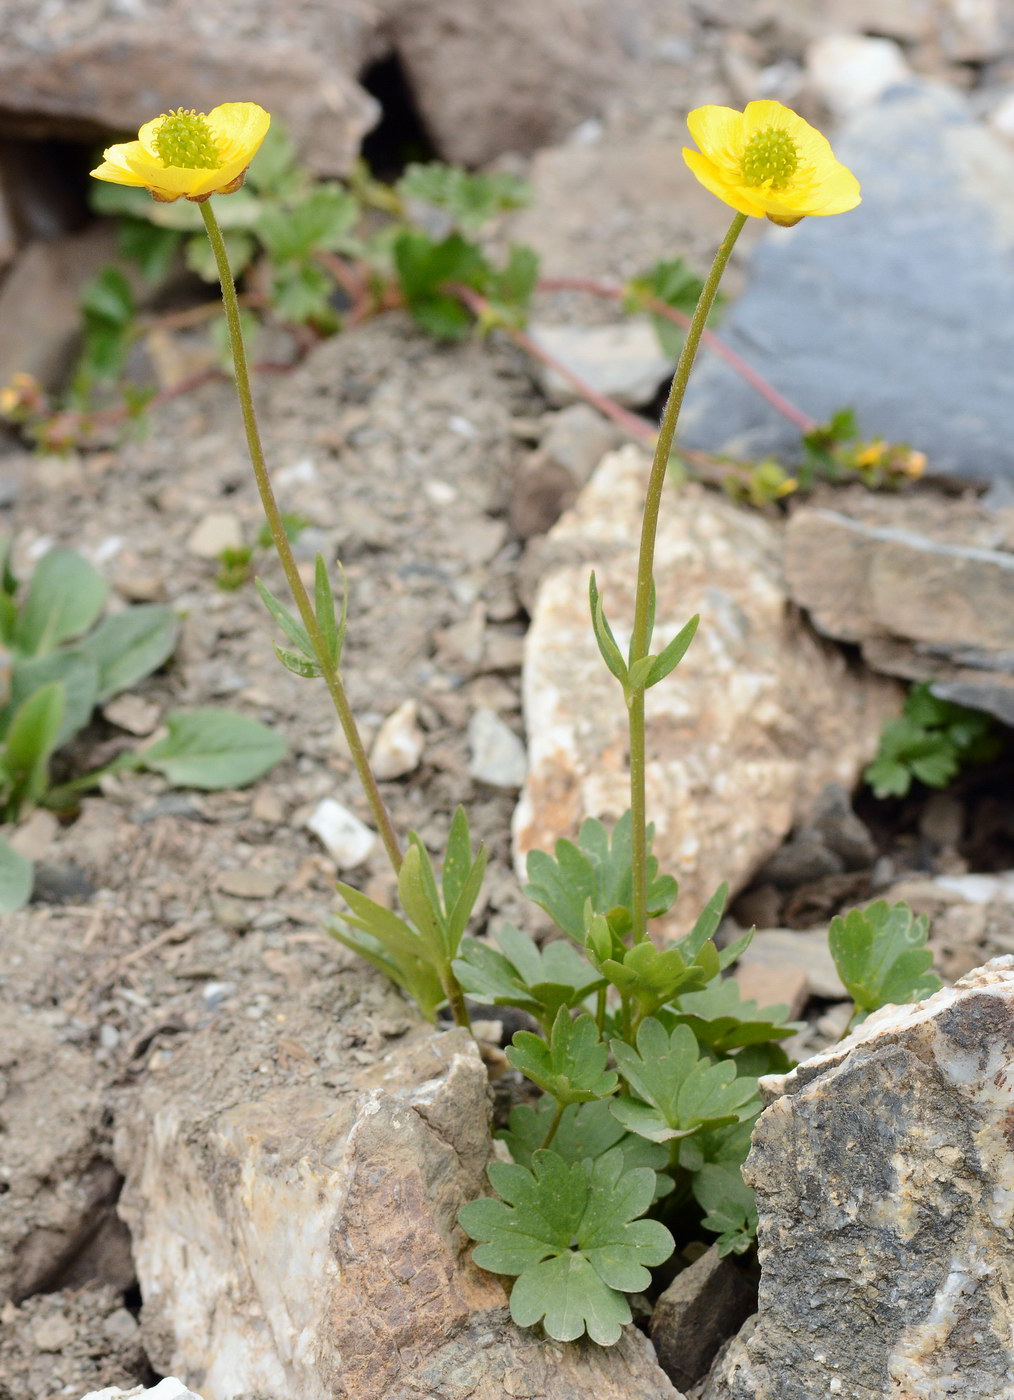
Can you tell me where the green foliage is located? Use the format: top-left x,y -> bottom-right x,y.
392,230 -> 539,339
73,268 -> 137,402
625,258 -> 718,358
865,682 -> 1000,799
0,541 -> 284,911
609,1019 -> 759,1146
829,900 -> 942,1032
137,709 -> 285,789
459,1147 -> 673,1344
330,807 -> 485,1022
507,1008 -> 617,1107
453,923 -> 605,1031
499,1098 -> 671,1194
588,572 -> 698,697
524,811 -> 678,944
693,1162 -> 758,1257
397,163 -> 531,235
799,408 -> 927,491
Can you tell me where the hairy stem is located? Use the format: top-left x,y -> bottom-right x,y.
200,199 -> 403,874
628,212 -> 747,943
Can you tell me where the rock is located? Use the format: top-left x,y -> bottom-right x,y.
650,1247 -> 757,1394
988,89 -> 1014,143
7,807 -> 59,862
305,798 -> 377,867
0,224 -> 123,391
0,7 -> 378,177
79,1382 -> 206,1400
102,693 -> 162,737
804,33 -> 911,118
541,404 -> 619,482
529,321 -> 675,409
468,707 -> 528,790
514,449 -> 900,934
116,1026 -> 680,1400
383,0 -> 622,167
734,927 -> 848,1003
680,83 -> 1014,485
185,511 -> 244,560
511,406 -> 619,539
809,782 -> 878,870
215,867 -> 281,899
506,133 -> 741,281
756,830 -> 845,890
713,957 -> 1014,1399
32,1311 -> 75,1352
370,699 -> 425,780
785,496 -> 1014,724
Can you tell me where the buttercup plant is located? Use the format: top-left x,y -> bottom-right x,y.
92,100 -> 938,1344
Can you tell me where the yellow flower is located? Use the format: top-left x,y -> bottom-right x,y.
90,103 -> 270,203
683,101 -> 860,226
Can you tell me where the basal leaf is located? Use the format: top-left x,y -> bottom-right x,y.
14,548 -> 108,657
80,604 -> 178,701
460,1146 -> 673,1344
138,709 -> 285,789
0,835 -> 33,912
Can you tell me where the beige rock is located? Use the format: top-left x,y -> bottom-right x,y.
804,33 -> 911,118
370,699 -> 425,780
514,449 -> 901,936
116,1026 -> 681,1400
529,321 -> 675,409
185,511 -> 244,560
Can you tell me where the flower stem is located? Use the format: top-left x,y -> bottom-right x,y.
540,1099 -> 565,1150
627,212 -> 747,943
199,199 -> 403,874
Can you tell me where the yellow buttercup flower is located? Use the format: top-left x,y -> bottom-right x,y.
90,103 -> 270,203
683,100 -> 860,226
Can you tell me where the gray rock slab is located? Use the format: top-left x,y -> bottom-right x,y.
679,82 -> 1014,485
712,958 -> 1014,1399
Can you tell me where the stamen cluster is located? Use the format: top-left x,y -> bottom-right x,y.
154,109 -> 223,170
739,128 -> 799,189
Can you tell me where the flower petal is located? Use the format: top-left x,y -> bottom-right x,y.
686,105 -> 745,169
682,149 -> 768,218
206,102 -> 270,165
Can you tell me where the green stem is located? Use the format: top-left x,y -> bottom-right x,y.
443,971 -> 472,1032
627,212 -> 746,942
200,199 -> 402,875
540,1099 -> 566,1150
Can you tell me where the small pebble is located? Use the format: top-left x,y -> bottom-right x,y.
468,707 -> 527,790
32,1312 -> 74,1352
186,511 -> 244,559
305,798 -> 377,867
216,868 -> 281,900
370,699 -> 425,780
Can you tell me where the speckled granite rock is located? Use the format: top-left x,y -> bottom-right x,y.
705,958 -> 1014,1399
514,447 -> 901,934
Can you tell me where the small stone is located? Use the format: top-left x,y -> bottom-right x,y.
305,798 -> 376,868
216,868 -> 282,900
102,1307 -> 140,1345
468,707 -> 528,790
528,321 -> 675,409
757,830 -> 845,890
918,791 -> 965,849
202,980 -> 236,1010
810,783 -> 877,871
370,700 -> 425,780
32,1311 -> 74,1352
735,927 -> 847,1002
102,693 -> 162,736
805,34 -> 910,119
541,403 -> 618,481
733,957 -> 809,1021
100,1023 -> 121,1050
31,861 -> 94,905
186,511 -> 244,559
7,808 -> 59,862
251,789 -> 285,824
650,1246 -> 757,1393
988,90 -> 1014,144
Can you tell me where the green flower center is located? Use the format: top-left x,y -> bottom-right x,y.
154,109 -> 223,170
739,127 -> 799,189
